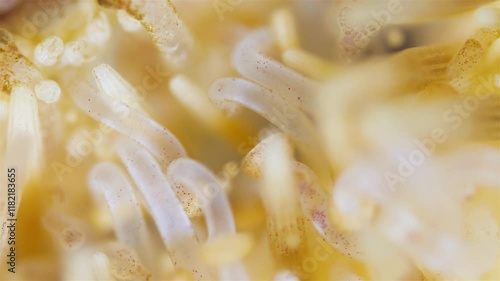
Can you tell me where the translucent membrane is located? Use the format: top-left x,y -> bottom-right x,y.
34,36 -> 65,66
117,139 -> 213,280
93,64 -> 145,113
232,28 -> 316,114
88,162 -> 153,266
67,77 -> 186,170
260,134 -> 306,266
42,211 -> 86,251
98,0 -> 193,69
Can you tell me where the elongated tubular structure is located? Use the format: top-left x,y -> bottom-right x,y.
3,85 -> 43,186
102,243 -> 151,281
93,64 -> 146,113
0,86 -> 43,265
259,134 -> 307,267
233,28 -> 316,114
66,76 -> 186,170
241,136 -> 363,260
167,158 -> 250,281
210,78 -> 315,147
294,162 -> 364,260
116,139 -> 213,281
98,0 -> 193,70
209,77 -> 330,183
88,162 -> 154,267
167,158 -> 235,237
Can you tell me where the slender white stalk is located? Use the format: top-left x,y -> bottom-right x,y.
128,0 -> 193,69
4,85 -> 43,185
99,0 -> 193,69
295,162 -> 364,260
167,158 -> 250,281
93,64 -> 146,113
209,77 -> 316,147
242,137 -> 363,259
261,134 -> 306,264
210,77 -> 331,183
102,243 -> 151,281
88,162 -> 154,266
233,28 -> 316,114
117,139 -> 213,281
68,77 -> 186,170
